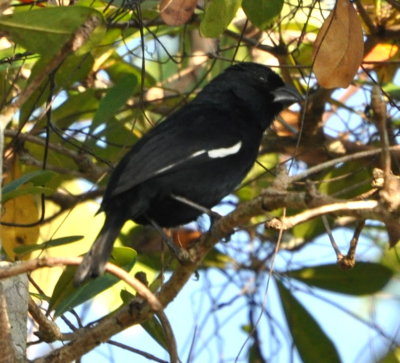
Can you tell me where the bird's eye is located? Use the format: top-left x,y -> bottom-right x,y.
259,76 -> 266,81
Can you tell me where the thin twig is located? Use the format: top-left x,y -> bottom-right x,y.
155,311 -> 179,363
28,298 -> 74,342
371,85 -> 390,178
338,220 -> 366,270
290,145 -> 400,183
4,130 -> 106,181
321,215 -> 342,260
266,200 -> 379,230
107,340 -> 168,363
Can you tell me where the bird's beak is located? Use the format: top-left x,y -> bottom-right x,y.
272,85 -> 303,107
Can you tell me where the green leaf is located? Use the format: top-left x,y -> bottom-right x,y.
276,279 -> 341,363
87,115 -> 139,163
142,316 -> 168,351
318,162 -> 371,199
0,47 -> 35,72
25,137 -> 77,176
55,53 -> 94,89
200,0 -> 241,38
106,58 -> 146,87
237,153 -> 278,201
242,0 -> 284,30
52,88 -> 99,129
286,262 -> 393,295
49,246 -> 137,316
2,170 -> 55,201
383,83 -> 400,100
0,7 -> 104,58
292,217 -> 325,243
90,73 -> 138,133
2,185 -> 53,203
292,42 -> 314,73
378,346 -> 400,363
13,235 -> 83,257
17,30 -> 97,124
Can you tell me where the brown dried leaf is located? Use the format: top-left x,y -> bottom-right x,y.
313,0 -> 364,88
273,110 -> 299,137
160,0 -> 197,26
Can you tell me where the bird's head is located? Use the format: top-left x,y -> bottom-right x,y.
197,63 -> 302,128
228,62 -> 302,109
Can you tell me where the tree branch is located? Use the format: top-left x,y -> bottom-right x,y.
26,179 -> 400,361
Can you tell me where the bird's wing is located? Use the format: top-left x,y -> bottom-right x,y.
106,104 -> 242,198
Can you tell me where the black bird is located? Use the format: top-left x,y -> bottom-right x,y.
75,62 -> 301,284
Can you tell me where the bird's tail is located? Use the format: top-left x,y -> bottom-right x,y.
74,214 -> 125,286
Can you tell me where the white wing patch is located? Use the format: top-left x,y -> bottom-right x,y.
190,150 -> 206,158
154,163 -> 175,175
207,141 -> 242,159
153,142 -> 241,176
154,149 -> 206,175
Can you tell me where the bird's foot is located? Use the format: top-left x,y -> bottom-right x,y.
148,217 -> 193,263
164,237 -> 192,263
208,212 -> 234,243
209,210 -> 222,226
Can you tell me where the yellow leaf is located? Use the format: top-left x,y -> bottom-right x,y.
363,43 -> 400,83
30,181 -> 103,298
160,0 -> 197,26
313,0 -> 364,88
1,154 -> 39,261
363,43 -> 399,65
1,195 -> 39,260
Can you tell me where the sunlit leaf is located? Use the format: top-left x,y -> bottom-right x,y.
383,83 -> 400,100
200,0 -> 241,38
363,43 -> 399,66
0,7 -> 104,58
242,0 -> 284,30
